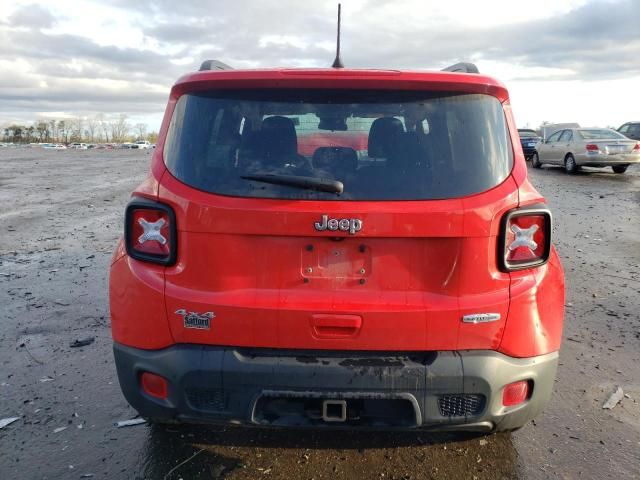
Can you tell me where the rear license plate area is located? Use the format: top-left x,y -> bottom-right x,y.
606,145 -> 626,154
301,242 -> 371,279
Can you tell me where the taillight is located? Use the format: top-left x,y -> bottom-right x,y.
499,206 -> 552,271
125,198 -> 177,265
502,380 -> 531,407
633,143 -> 640,151
585,143 -> 599,152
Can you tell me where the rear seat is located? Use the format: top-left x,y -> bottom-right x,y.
312,146 -> 358,180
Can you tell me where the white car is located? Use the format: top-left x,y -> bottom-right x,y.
69,143 -> 88,149
133,140 -> 152,149
43,143 -> 67,150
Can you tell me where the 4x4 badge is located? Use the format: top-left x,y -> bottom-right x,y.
314,214 -> 363,235
175,309 -> 215,330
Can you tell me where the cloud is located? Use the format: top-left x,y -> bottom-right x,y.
8,3 -> 57,29
0,0 -> 639,129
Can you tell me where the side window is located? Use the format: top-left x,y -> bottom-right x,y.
559,130 -> 573,142
618,124 -> 628,133
547,131 -> 562,143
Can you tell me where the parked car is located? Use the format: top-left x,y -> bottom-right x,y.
517,129 -> 541,161
69,143 -> 88,149
109,60 -> 565,432
42,143 -> 67,150
540,123 -> 580,142
532,127 -> 640,174
617,121 -> 640,141
133,140 -> 152,149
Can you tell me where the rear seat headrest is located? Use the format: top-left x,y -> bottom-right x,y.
312,147 -> 357,176
368,117 -> 405,158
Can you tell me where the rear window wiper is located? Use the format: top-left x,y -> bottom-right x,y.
240,173 -> 344,194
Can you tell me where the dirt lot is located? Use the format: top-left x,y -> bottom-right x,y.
0,148 -> 638,480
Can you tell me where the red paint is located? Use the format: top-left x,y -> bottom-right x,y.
110,256 -> 174,349
109,67 -> 564,358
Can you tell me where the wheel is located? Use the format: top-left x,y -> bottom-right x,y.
612,165 -> 628,174
564,154 -> 578,174
531,152 -> 542,168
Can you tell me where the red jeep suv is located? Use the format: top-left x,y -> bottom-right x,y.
109,61 -> 564,432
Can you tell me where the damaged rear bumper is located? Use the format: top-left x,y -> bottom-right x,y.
113,342 -> 558,432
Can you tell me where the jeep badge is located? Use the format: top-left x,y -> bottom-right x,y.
314,214 -> 363,235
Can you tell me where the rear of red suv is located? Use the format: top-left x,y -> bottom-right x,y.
109,62 -> 564,431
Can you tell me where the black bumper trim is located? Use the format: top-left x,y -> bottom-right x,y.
113,343 -> 558,431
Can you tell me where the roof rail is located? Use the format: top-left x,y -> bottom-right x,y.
199,60 -> 233,72
441,62 -> 479,74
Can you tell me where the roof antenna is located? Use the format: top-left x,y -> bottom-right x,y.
331,4 -> 344,68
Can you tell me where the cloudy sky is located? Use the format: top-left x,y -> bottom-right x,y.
1,0 -> 639,131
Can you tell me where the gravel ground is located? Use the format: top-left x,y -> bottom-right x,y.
0,148 -> 638,480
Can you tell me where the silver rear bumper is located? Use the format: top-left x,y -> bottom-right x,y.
576,152 -> 640,166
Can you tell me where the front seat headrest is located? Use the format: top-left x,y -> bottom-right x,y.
261,115 -> 298,157
368,117 -> 405,158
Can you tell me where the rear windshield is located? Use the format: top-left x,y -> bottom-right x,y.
518,129 -> 538,138
164,90 -> 513,200
578,129 -> 625,140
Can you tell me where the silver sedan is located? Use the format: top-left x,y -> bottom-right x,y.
532,128 -> 640,174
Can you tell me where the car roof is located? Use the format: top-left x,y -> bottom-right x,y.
173,68 -> 509,102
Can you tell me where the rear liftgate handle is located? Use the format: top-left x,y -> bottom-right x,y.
310,314 -> 362,338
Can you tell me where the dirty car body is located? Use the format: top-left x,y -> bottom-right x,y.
109,63 -> 565,432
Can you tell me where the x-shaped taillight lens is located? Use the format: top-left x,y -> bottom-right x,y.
500,208 -> 551,271
125,199 -> 176,265
137,217 -> 167,245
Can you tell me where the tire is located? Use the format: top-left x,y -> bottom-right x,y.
564,154 -> 578,174
612,165 -> 628,174
531,152 -> 542,168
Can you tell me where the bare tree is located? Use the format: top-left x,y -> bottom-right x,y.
58,120 -> 68,144
96,114 -> 109,142
134,122 -> 148,140
70,116 -> 84,142
49,120 -> 57,142
36,121 -> 49,141
109,114 -> 130,143
86,116 -> 98,142
8,125 -> 23,143
3,125 -> 13,142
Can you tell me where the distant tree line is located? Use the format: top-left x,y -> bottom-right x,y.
1,114 -> 158,144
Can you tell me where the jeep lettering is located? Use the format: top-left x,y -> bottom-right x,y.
315,215 -> 363,234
